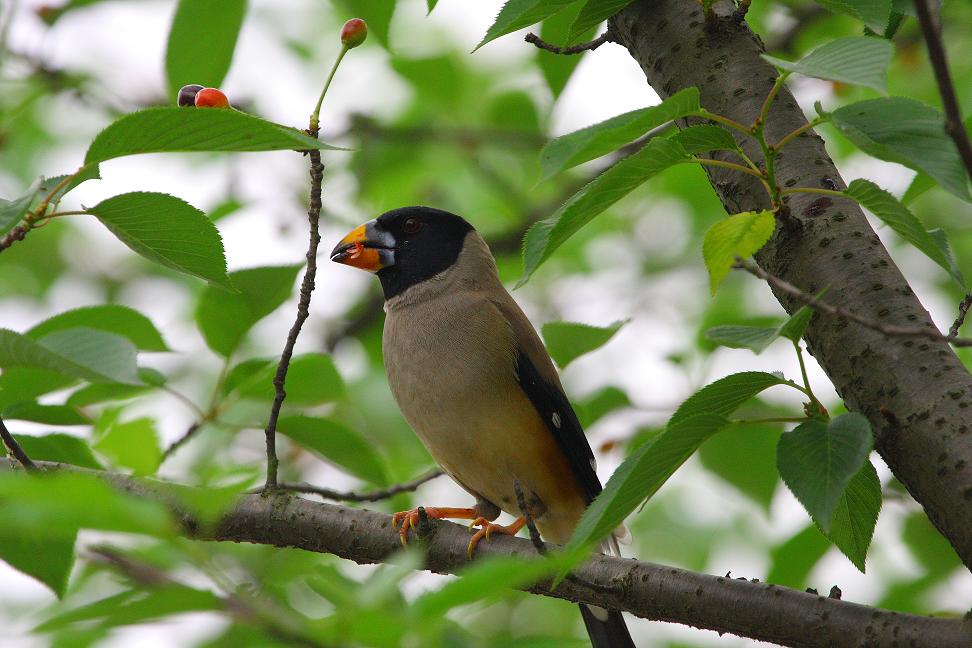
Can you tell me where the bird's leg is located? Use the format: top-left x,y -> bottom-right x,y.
467,517 -> 526,559
392,507 -> 478,545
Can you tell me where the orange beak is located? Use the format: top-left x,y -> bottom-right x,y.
330,220 -> 395,273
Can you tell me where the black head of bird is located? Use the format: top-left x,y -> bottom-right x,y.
330,206 -> 474,299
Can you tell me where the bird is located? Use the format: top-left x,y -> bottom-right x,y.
331,206 -> 635,648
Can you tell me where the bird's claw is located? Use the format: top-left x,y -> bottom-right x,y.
392,506 -> 478,546
467,516 -> 526,559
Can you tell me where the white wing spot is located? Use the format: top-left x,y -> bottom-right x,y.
551,412 -> 561,428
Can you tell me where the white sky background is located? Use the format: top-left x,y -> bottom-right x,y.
1,0 -> 970,646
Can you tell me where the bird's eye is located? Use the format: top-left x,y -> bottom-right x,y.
402,217 -> 422,234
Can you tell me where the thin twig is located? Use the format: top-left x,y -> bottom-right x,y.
276,469 -> 443,502
264,135 -> 325,491
525,31 -> 614,55
913,0 -> 972,182
160,422 -> 200,461
733,0 -> 752,21
947,294 -> 972,340
0,417 -> 37,471
735,258 -> 972,347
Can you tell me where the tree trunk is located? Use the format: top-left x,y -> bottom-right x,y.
610,0 -> 972,569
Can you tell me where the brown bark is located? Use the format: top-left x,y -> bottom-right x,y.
610,0 -> 972,570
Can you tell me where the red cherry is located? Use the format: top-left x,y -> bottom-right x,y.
194,87 -> 231,108
340,18 -> 368,48
177,84 -> 204,107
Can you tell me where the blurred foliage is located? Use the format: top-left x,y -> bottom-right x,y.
0,0 -> 970,646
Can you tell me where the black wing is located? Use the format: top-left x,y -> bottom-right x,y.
514,348 -> 602,505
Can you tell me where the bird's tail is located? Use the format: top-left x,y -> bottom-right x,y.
579,604 -> 635,648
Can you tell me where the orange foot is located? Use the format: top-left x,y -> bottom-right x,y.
467,517 -> 526,559
392,507 -> 478,545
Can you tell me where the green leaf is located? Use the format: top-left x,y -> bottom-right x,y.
762,36 -> 893,93
565,413 -> 730,554
670,124 -> 740,156
0,190 -> 38,237
277,415 -> 387,485
777,412 -> 873,533
27,305 -> 169,352
165,0 -> 248,98
94,417 -> 162,476
2,402 -> 89,425
41,584 -> 221,631
0,368 -> 76,409
0,471 -> 172,538
195,264 -> 302,357
670,371 -> 790,424
567,0 -> 636,43
413,556 -> 554,619
0,527 -> 75,598
66,382 -> 152,408
0,328 -> 141,385
699,424 -> 781,511
231,353 -> 344,405
521,137 -> 690,285
84,107 -> 335,165
814,0 -> 892,30
541,320 -> 627,369
539,87 -> 699,180
902,511 -> 962,576
844,179 -> 965,287
87,192 -> 230,287
575,386 -> 630,428
536,3 -> 596,98
823,459 -> 881,572
705,305 -> 813,353
37,166 -> 100,205
830,98 -> 972,202
0,432 -> 102,468
477,0 -> 578,50
702,211 -> 775,295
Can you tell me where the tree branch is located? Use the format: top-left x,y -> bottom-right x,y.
263,139 -> 324,490
525,31 -> 615,55
0,417 -> 37,471
610,0 -> 972,569
276,468 -> 443,502
734,259 -> 972,347
912,0 -> 972,182
21,462 -> 969,648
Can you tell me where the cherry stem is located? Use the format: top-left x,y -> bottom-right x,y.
310,45 -> 349,133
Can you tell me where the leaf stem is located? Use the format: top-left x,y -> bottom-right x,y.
309,45 -> 349,132
730,416 -> 808,425
755,73 -> 789,131
695,109 -> 752,136
793,342 -> 824,412
693,158 -> 774,197
772,117 -> 827,152
779,187 -> 845,198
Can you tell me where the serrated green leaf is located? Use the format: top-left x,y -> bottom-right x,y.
66,383 -> 152,408
777,413 -> 874,533
195,264 -> 302,357
165,0 -> 247,99
705,305 -> 813,353
27,305 -> 169,352
565,413 -> 730,555
277,415 -> 386,485
541,320 -> 627,369
0,527 -> 75,598
0,432 -> 102,469
0,328 -> 141,385
476,0 -> 578,50
823,459 -> 881,572
702,211 -> 775,295
2,402 -> 89,425
670,371 -> 790,424
814,0 -> 892,30
414,556 -> 554,619
37,166 -> 100,205
0,190 -> 38,237
521,137 -> 690,285
762,36 -> 892,93
670,124 -> 740,156
536,2 -> 596,98
831,98 -> 972,202
844,179 -> 965,287
87,192 -> 230,287
540,87 -> 699,180
0,369 -> 75,409
84,108 -> 336,165
567,0 -> 635,43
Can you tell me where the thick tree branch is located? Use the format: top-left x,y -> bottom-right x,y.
22,463 -> 968,648
610,0 -> 972,569
913,0 -> 972,182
